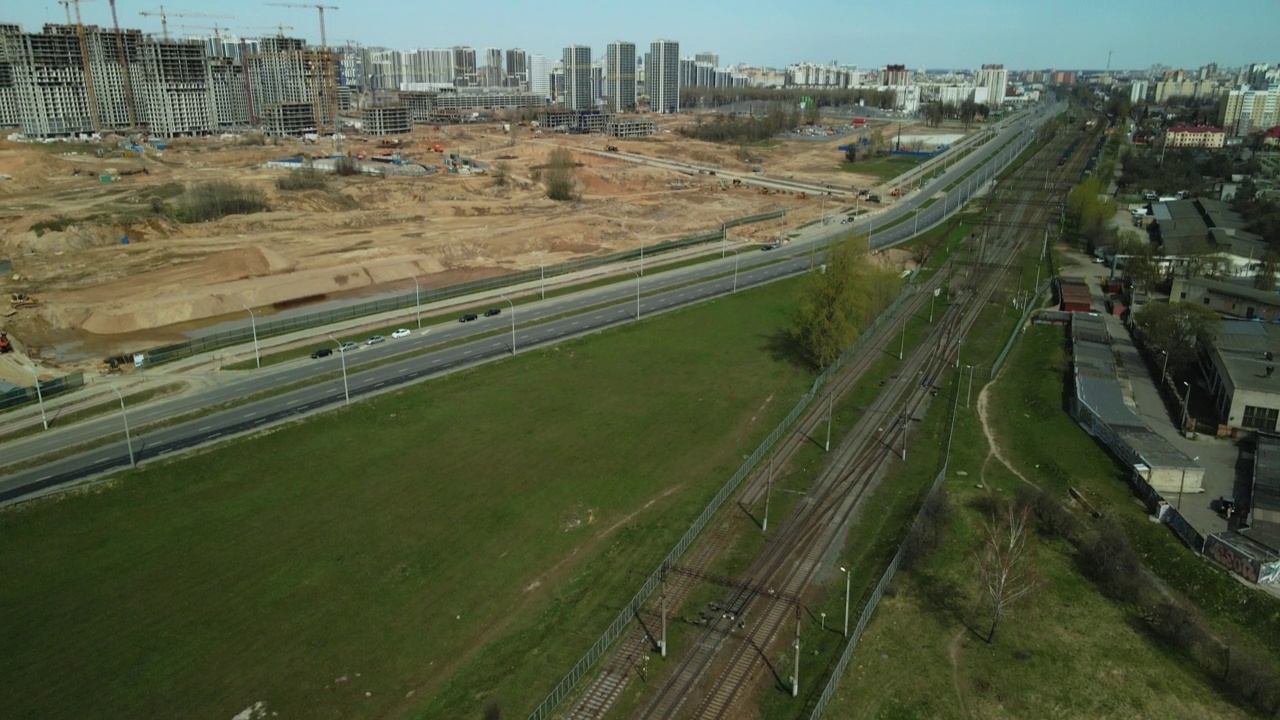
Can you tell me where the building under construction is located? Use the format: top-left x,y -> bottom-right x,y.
398,87 -> 546,124
0,22 -> 337,138
361,105 -> 410,135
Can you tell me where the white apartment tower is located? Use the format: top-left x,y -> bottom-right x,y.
529,53 -> 552,100
976,63 -> 1007,104
646,39 -> 679,113
562,44 -> 593,111
605,41 -> 636,112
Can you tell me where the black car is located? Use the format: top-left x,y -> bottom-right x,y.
310,347 -> 333,359
484,308 -> 502,317
866,194 -> 881,203
459,313 -> 479,322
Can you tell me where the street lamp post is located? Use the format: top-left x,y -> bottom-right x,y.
241,304 -> 260,369
899,317 -> 906,360
1160,350 -> 1170,384
30,365 -> 48,430
841,565 -> 851,636
108,383 -> 136,467
628,268 -> 641,319
1177,456 -> 1199,512
763,454 -> 773,533
730,247 -> 740,293
412,275 -> 421,330
536,251 -> 546,300
825,392 -> 833,452
329,334 -> 350,405
500,294 -> 516,354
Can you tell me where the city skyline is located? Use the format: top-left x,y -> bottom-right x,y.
12,0 -> 1279,70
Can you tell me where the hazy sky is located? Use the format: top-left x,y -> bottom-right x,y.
16,0 -> 1279,70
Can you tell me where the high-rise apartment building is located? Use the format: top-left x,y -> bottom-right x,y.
1130,80 -> 1149,103
605,41 -> 636,112
976,63 -> 1007,104
529,53 -> 552,100
562,44 -> 593,110
482,47 -> 503,86
694,52 -> 718,67
505,48 -> 527,88
881,64 -> 910,86
646,39 -> 679,113
452,46 -> 477,86
1220,86 -> 1279,135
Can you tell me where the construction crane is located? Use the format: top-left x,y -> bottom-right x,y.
108,0 -> 138,129
139,7 -> 232,42
264,3 -> 339,137
238,23 -> 295,38
57,0 -> 73,25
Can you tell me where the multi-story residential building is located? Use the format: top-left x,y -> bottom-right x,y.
976,63 -> 1007,104
694,51 -> 718,67
561,44 -> 592,111
1220,87 -> 1279,136
1154,79 -> 1219,103
881,64 -> 910,86
451,46 -> 477,86
646,39 -> 679,113
482,47 -> 503,86
605,41 -> 635,112
785,62 -> 853,88
505,48 -> 527,88
1130,79 -> 1149,103
1165,125 -> 1226,149
529,54 -> 552,99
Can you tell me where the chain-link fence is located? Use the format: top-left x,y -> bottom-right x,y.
0,372 -> 85,412
990,278 -> 1052,379
141,211 -> 787,367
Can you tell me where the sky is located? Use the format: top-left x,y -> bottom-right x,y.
15,0 -> 1280,71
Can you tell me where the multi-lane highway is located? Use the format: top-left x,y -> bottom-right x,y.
0,102 -> 1061,504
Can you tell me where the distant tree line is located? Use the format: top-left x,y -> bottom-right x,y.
677,103 -> 801,144
919,100 -> 991,130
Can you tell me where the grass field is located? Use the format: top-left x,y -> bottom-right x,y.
841,153 -> 930,181
819,322 -> 1278,719
0,277 -> 818,720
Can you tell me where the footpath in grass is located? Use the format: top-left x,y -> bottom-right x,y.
0,277 -> 816,720
820,324 -> 1276,720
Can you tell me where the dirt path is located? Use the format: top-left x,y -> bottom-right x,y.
947,629 -> 972,719
975,377 -> 1036,488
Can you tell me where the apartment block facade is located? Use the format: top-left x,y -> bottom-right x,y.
605,41 -> 635,112
646,39 -> 679,113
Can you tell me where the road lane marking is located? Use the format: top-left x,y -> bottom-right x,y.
244,412 -> 256,418
198,425 -> 212,431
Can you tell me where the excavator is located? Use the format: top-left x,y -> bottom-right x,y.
0,332 -> 12,354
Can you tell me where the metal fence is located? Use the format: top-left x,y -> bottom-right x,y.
0,372 -> 85,412
140,211 -> 787,367
526,268 -> 920,720
808,466 -> 948,719
990,278 -> 1052,379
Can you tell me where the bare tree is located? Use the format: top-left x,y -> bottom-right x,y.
976,504 -> 1038,644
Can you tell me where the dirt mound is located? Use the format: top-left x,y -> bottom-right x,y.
0,148 -> 82,193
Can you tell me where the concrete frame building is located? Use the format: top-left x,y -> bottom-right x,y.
605,41 -> 635,112
646,39 -> 679,113
361,105 -> 410,135
562,44 -> 593,111
452,46 -> 477,86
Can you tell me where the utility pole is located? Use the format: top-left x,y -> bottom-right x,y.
763,454 -> 773,533
659,571 -> 667,657
899,317 -> 906,360
825,392 -> 833,452
30,365 -> 49,431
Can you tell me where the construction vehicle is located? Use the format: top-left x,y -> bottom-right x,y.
430,143 -> 444,153
0,332 -> 12,354
605,145 -> 619,152
9,293 -> 37,309
890,187 -> 902,198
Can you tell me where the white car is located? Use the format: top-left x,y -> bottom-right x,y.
391,328 -> 411,339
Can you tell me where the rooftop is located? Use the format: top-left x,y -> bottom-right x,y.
1168,125 -> 1225,134
1212,320 -> 1280,395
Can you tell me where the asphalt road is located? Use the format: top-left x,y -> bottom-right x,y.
0,102 -> 1062,504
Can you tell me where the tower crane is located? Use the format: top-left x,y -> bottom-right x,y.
139,7 -> 232,42
238,24 -> 295,37
263,3 -> 339,137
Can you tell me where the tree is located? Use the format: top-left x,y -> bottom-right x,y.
1131,301 -> 1219,375
1255,252 -> 1280,291
793,235 -> 880,369
975,504 -> 1037,644
544,148 -> 576,201
492,161 -> 510,188
1116,230 -> 1159,293
843,145 -> 858,164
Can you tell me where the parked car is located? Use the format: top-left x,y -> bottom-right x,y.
841,217 -> 853,225
365,335 -> 385,345
762,241 -> 781,251
867,194 -> 881,203
339,342 -> 358,353
484,308 -> 502,317
391,328 -> 411,339
459,313 -> 478,323
310,347 -> 333,359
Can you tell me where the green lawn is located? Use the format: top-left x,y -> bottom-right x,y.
0,277 -> 817,720
818,322 -> 1279,719
840,154 -> 930,181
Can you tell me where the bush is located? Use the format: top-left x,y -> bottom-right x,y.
1014,485 -> 1082,541
1077,521 -> 1150,604
333,156 -> 359,176
544,148 -> 575,201
174,181 -> 269,223
30,215 -> 76,236
275,169 -> 329,191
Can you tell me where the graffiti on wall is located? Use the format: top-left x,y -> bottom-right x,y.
1260,561 -> 1280,586
1204,535 -> 1260,584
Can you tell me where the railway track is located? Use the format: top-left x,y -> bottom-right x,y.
561,114 -> 1100,720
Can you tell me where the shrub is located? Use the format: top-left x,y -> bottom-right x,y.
173,181 -> 269,223
275,168 -> 329,191
30,215 -> 76,236
333,156 -> 359,176
1014,485 -> 1082,541
544,147 -> 576,201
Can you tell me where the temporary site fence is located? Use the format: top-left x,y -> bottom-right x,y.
526,275 -> 917,720
138,211 -> 786,367
0,372 -> 85,413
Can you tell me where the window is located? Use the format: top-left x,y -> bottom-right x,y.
1179,292 -> 1187,299
1242,405 -> 1279,431
1203,297 -> 1210,305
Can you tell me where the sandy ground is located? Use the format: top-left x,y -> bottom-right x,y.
0,113 -> 946,373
